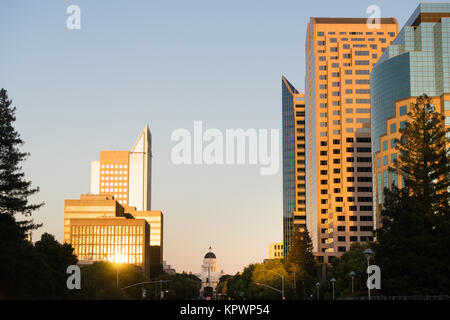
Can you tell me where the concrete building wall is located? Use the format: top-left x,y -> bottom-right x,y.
305,17 -> 398,263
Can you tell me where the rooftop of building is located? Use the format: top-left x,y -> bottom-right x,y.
406,3 -> 450,27
310,17 -> 397,25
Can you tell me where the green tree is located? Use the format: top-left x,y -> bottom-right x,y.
286,227 -> 317,299
392,94 -> 450,216
154,273 -> 201,300
252,259 -> 295,300
328,242 -> 375,299
287,227 -> 317,276
76,262 -> 148,299
217,274 -> 232,295
0,88 -> 44,234
375,95 -> 450,295
34,233 -> 78,298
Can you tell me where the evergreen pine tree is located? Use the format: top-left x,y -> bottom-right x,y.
286,227 -> 317,299
375,94 -> 450,295
392,94 -> 450,217
0,88 -> 43,234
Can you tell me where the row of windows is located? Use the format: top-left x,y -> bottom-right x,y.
317,39 -> 387,46
320,186 -> 372,194
71,225 -> 143,236
72,234 -> 143,245
101,170 -> 128,175
320,206 -> 373,212
101,176 -> 127,181
319,148 -> 371,155
317,31 -> 392,36
321,215 -> 373,224
76,254 -> 143,264
101,164 -> 128,169
319,157 -> 371,165
319,118 -> 371,126
101,188 -> 127,193
101,182 -> 127,187
321,236 -> 374,244
320,166 -> 371,174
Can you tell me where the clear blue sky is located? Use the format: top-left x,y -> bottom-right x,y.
0,0 -> 443,274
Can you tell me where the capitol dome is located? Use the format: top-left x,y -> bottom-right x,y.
204,252 -> 216,259
200,246 -> 221,298
204,246 -> 216,259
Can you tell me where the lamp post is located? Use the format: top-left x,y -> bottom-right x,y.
363,248 -> 373,300
267,270 -> 285,300
122,280 -> 172,300
117,266 -> 119,288
114,255 -> 126,288
330,278 -> 336,300
315,282 -> 320,300
349,271 -> 356,295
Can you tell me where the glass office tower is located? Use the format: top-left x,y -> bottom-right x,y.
282,76 -> 306,258
371,3 -> 450,227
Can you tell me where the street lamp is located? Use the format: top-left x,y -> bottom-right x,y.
330,278 -> 336,300
255,282 -> 285,300
349,271 -> 356,295
315,282 -> 320,300
114,254 -> 126,288
363,248 -> 373,300
267,270 -> 285,300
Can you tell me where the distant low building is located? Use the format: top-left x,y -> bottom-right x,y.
269,242 -> 284,259
162,260 -> 176,275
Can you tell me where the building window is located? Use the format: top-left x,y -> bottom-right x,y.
390,123 -> 397,133
391,153 -> 397,163
399,106 -> 407,115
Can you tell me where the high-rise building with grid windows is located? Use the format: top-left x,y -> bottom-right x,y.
371,3 -> 450,228
90,125 -> 152,211
64,126 -> 163,277
305,17 -> 398,263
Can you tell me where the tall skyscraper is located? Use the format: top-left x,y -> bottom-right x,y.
282,76 -> 306,257
305,17 -> 398,263
371,3 -> 450,227
64,125 -> 163,277
90,125 -> 152,211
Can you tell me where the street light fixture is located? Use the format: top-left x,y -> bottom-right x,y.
330,278 -> 336,300
267,270 -> 285,300
114,254 -> 126,288
255,282 -> 284,300
315,282 -> 320,300
363,248 -> 373,300
349,271 -> 356,295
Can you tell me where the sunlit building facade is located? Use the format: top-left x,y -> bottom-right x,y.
371,3 -> 450,227
268,242 -> 284,259
282,76 -> 307,257
90,125 -> 152,210
64,194 -> 151,277
124,207 -> 163,271
305,17 -> 398,263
